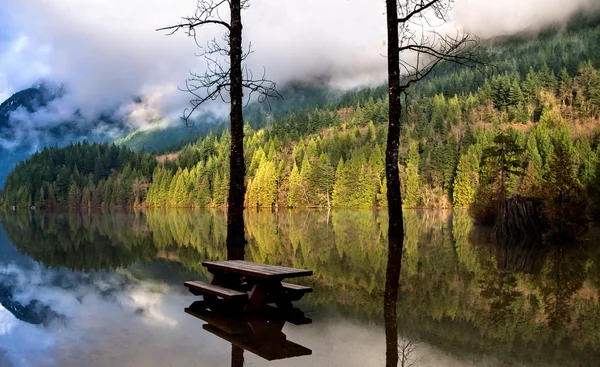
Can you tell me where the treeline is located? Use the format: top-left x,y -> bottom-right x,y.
0,142 -> 156,209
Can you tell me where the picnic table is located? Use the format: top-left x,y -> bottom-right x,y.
184,260 -> 313,311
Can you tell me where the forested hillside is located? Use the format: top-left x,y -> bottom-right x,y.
0,142 -> 156,209
2,18 -> 600,212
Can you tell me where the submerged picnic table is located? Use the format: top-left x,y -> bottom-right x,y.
185,260 -> 313,311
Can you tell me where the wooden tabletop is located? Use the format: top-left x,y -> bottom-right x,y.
202,260 -> 313,280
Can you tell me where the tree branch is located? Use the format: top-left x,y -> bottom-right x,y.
158,0 -> 281,127
156,20 -> 230,34
397,0 -> 440,23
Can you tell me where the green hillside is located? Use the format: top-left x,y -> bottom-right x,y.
2,18 -> 600,213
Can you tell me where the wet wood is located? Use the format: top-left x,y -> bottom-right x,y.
280,282 -> 312,293
279,282 -> 312,302
203,260 -> 313,280
187,261 -> 313,311
184,281 -> 248,300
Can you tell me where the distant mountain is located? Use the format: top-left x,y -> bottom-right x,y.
0,84 -> 60,129
0,84 -> 121,186
117,82 -> 341,153
0,85 -> 61,186
115,112 -> 224,153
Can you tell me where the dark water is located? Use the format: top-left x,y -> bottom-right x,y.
1,210 -> 599,367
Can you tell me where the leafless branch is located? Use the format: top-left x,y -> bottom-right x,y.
398,337 -> 420,367
397,0 -> 442,23
156,0 -> 231,36
157,0 -> 281,127
395,0 -> 486,91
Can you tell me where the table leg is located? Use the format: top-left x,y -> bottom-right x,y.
209,270 -> 238,286
245,281 -> 294,311
205,271 -> 246,311
245,283 -> 266,311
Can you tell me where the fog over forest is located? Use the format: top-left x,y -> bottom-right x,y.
0,0 -> 597,137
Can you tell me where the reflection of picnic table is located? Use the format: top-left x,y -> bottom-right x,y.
185,260 -> 313,311
185,300 -> 312,361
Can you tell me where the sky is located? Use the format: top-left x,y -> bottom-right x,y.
0,0 -> 599,135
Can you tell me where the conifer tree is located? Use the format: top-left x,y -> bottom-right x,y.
68,182 -> 81,209
453,153 -> 478,208
332,158 -> 349,207
287,163 -> 305,207
541,127 -> 589,241
404,142 -> 420,208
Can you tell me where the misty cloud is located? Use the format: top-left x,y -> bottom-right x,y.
0,0 -> 597,146
452,0 -> 600,38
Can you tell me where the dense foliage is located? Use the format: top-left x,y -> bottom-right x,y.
143,63 -> 600,213
0,142 -> 156,209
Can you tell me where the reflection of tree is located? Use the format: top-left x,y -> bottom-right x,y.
2,212 -> 158,271
385,242 -> 403,366
535,244 -> 587,330
478,269 -> 521,327
3,209 -> 600,366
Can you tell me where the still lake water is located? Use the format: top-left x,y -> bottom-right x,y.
1,209 -> 599,367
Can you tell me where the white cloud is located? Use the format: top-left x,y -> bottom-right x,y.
452,0 -> 600,39
0,0 -> 596,146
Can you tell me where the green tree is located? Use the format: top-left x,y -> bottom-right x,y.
541,127 -> 589,241
403,142 -> 420,208
453,151 -> 479,208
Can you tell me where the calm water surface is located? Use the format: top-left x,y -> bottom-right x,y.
1,210 -> 599,367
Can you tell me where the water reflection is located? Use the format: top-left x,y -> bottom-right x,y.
1,210 -> 600,366
384,240 -> 403,367
185,300 -> 312,362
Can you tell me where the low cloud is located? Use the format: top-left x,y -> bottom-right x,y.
0,0 -> 597,150
452,0 -> 600,39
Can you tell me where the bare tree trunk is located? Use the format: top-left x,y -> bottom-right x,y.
386,0 -> 405,248
226,0 -> 247,254
231,344 -> 244,367
385,240 -> 403,366
386,2 -> 405,364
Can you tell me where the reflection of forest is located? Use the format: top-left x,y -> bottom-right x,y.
3,210 -> 600,366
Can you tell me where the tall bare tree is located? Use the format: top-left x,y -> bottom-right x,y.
159,0 -> 279,254
384,1 -> 481,365
386,0 -> 481,250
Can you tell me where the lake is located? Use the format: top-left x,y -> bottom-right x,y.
1,209 -> 599,367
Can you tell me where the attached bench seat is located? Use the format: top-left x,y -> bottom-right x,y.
184,281 -> 248,300
281,282 -> 312,293
280,282 -> 312,301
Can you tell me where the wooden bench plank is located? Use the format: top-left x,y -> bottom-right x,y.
203,260 -> 313,280
184,281 -> 248,300
281,282 -> 312,293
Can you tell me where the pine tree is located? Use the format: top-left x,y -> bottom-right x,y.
287,163 -> 305,207
541,127 -> 589,241
68,182 -> 81,209
453,153 -> 478,208
404,142 -> 420,208
332,158 -> 349,207
81,186 -> 92,208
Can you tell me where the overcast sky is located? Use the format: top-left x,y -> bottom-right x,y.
0,0 -> 599,132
